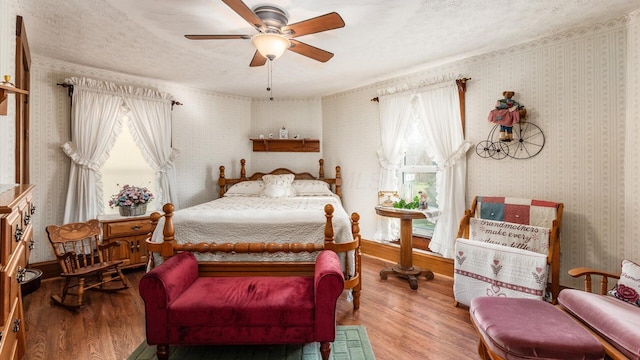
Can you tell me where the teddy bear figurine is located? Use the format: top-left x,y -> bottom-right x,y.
488,91 -> 526,142
418,191 -> 428,210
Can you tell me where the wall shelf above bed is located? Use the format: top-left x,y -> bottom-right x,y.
250,138 -> 320,152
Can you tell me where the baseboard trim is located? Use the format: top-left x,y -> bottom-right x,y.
361,239 -> 453,277
28,260 -> 61,280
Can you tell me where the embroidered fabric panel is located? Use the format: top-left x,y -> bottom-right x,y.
469,218 -> 550,255
453,238 -> 548,306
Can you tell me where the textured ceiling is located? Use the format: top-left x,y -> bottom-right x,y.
14,0 -> 640,98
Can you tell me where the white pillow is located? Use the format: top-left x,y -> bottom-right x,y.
292,180 -> 333,196
224,180 -> 264,197
608,259 -> 640,307
260,174 -> 295,198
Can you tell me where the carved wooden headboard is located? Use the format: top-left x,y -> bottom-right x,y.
217,159 -> 342,199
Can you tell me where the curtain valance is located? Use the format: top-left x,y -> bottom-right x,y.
376,73 -> 466,97
64,77 -> 175,103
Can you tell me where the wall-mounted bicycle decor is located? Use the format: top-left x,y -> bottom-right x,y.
478,91 -> 545,160
476,121 -> 545,160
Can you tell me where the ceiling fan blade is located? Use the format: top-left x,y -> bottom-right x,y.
249,50 -> 268,67
222,0 -> 266,31
288,39 -> 334,63
185,35 -> 250,40
282,12 -> 345,38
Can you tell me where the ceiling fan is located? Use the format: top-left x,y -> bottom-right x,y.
185,0 -> 345,67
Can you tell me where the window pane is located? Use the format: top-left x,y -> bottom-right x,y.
405,142 -> 436,167
102,119 -> 157,215
402,122 -> 438,239
402,172 -> 438,208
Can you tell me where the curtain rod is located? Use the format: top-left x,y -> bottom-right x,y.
56,83 -> 183,109
370,77 -> 471,102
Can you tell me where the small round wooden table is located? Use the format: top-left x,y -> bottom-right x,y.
375,206 -> 435,290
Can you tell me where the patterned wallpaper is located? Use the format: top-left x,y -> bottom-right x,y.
0,1 -> 18,184
1,6 -> 638,289
324,15 -> 638,288
625,10 -> 640,261
249,98 -> 324,175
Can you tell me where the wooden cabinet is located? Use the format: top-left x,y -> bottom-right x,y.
0,184 -> 34,360
250,138 -> 320,152
100,215 -> 152,269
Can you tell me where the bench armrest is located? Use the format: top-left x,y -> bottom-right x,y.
139,252 -> 199,343
568,267 -> 620,294
314,250 -> 345,341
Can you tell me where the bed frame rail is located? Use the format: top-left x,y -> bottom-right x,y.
146,203 -> 361,310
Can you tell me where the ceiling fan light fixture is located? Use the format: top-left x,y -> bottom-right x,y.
251,33 -> 290,61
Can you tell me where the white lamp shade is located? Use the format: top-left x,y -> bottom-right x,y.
251,33 -> 291,60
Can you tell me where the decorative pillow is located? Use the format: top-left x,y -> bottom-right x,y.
260,174 -> 295,198
292,180 -> 333,196
608,259 -> 640,307
223,181 -> 264,197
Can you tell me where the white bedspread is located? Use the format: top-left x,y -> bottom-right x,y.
151,195 -> 355,275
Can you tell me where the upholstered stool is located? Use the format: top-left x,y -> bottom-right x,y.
469,297 -> 604,360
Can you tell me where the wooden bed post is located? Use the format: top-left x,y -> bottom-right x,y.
323,204 -> 335,246
159,203 -> 175,257
240,159 -> 247,180
350,212 -> 362,309
323,204 -> 362,310
335,166 -> 342,199
318,159 -> 325,179
147,203 -> 176,259
218,166 -> 226,198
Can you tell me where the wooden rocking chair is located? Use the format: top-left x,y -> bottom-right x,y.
46,219 -> 129,309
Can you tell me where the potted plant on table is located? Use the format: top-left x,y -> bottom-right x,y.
109,184 -> 154,216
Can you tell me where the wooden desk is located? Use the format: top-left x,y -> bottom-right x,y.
375,206 -> 435,289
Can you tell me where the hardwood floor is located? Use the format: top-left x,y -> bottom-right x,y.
22,255 -> 479,360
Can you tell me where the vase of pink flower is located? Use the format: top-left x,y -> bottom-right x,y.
109,184 -> 154,216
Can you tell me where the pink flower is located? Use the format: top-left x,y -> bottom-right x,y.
109,184 -> 154,208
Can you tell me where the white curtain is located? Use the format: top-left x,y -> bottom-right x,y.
124,94 -> 180,208
374,93 -> 416,240
62,79 -> 124,223
414,83 -> 472,258
62,77 -> 179,223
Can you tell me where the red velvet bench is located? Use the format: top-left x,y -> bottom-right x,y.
139,250 -> 344,360
469,297 -> 605,360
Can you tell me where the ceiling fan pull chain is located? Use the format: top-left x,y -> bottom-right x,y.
268,60 -> 274,101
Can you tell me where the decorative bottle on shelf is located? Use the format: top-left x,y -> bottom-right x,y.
279,126 -> 288,139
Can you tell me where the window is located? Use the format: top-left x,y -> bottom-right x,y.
400,127 -> 438,238
101,116 -> 157,215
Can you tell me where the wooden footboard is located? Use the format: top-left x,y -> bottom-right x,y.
146,203 -> 362,310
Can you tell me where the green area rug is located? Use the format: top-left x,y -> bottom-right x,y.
128,325 -> 375,360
